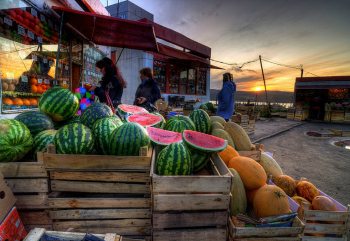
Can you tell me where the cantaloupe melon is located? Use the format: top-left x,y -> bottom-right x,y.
229,168 -> 247,215
258,152 -> 283,178
224,122 -> 253,151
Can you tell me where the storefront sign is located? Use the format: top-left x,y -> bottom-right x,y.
4,17 -> 12,26
17,25 -> 26,36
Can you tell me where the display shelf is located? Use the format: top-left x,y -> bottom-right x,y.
2,91 -> 42,97
2,107 -> 38,113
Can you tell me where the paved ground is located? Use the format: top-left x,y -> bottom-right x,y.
257,121 -> 350,205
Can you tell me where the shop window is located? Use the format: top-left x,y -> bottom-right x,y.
169,65 -> 180,94
153,60 -> 166,92
83,45 -> 105,87
187,68 -> 196,95
197,68 -> 207,95
179,68 -> 187,94
0,6 -> 70,113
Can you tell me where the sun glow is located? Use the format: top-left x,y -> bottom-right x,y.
252,86 -> 264,92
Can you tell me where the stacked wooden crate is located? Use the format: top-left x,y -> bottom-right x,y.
345,112 -> 350,122
42,146 -> 152,240
150,152 -> 231,241
331,110 -> 345,122
0,153 -> 51,231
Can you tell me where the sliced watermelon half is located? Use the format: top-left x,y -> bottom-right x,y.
127,113 -> 163,127
183,130 -> 227,152
117,104 -> 148,117
147,126 -> 182,145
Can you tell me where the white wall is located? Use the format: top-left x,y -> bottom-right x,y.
115,48 -> 153,104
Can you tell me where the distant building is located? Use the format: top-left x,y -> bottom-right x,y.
294,76 -> 350,122
107,1 -> 211,105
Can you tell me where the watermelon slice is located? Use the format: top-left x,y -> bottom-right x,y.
147,126 -> 182,145
183,130 -> 227,152
117,104 -> 148,117
127,113 -> 163,127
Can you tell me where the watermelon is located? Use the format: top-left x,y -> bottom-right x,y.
81,103 -> 114,128
205,102 -> 215,112
190,148 -> 210,172
117,104 -> 148,118
0,119 -> 33,162
189,109 -> 211,133
33,129 -> 57,155
109,122 -> 150,156
39,86 -> 79,122
15,111 -> 54,136
156,142 -> 192,175
183,130 -> 227,152
54,123 -> 94,154
127,113 -> 163,127
53,115 -> 81,130
92,116 -> 123,154
152,112 -> 166,128
164,115 -> 195,133
146,126 -> 182,146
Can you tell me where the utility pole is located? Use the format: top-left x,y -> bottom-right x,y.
300,65 -> 304,78
259,55 -> 271,116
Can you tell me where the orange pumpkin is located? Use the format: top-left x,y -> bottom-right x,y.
273,175 -> 296,197
247,185 -> 265,204
218,145 -> 239,165
253,184 -> 290,218
312,196 -> 337,211
228,156 -> 267,190
296,181 -> 319,202
3,98 -> 13,105
13,98 -> 24,106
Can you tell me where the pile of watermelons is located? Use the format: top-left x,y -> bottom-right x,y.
0,86 -> 230,176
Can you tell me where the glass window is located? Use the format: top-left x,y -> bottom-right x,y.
169,65 -> 179,94
153,60 -> 166,93
83,45 -> 105,86
187,68 -> 195,95
179,68 -> 187,94
197,68 -> 207,95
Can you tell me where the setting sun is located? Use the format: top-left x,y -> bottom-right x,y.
252,86 -> 264,92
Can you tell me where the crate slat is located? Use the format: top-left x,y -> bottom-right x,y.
153,193 -> 230,211
50,171 -> 149,183
42,153 -> 151,171
19,210 -> 52,225
6,178 -> 48,193
152,211 -> 227,229
233,238 -> 301,241
52,225 -> 151,236
49,208 -> 151,220
0,162 -> 47,178
51,180 -> 149,194
48,196 -> 151,209
304,223 -> 347,235
304,210 -> 349,222
152,228 -> 227,241
302,237 -> 346,241
15,194 -> 48,209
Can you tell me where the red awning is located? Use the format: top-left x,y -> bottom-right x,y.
156,43 -> 222,69
52,6 -> 158,52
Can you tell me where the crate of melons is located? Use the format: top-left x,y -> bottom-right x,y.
149,123 -> 232,241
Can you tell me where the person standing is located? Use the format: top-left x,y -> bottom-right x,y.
92,57 -> 126,109
217,72 -> 236,121
134,68 -> 161,112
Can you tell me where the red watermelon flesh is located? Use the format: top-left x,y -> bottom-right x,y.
147,126 -> 182,145
118,104 -> 148,115
127,113 -> 163,127
183,130 -> 227,152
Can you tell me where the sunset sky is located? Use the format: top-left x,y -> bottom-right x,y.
102,0 -> 350,92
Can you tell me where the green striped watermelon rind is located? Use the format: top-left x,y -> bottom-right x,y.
33,129 -> 57,156
146,126 -> 182,146
189,148 -> 210,172
39,86 -> 79,122
0,119 -> 33,162
81,102 -> 114,128
127,113 -> 163,127
15,111 -> 54,136
189,109 -> 211,134
183,130 -> 227,152
156,142 -> 192,175
54,123 -> 94,154
92,116 -> 123,154
164,115 -> 195,133
109,122 -> 150,156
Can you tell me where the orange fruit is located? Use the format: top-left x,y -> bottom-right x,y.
13,98 -> 24,106
3,98 -> 13,105
31,85 -> 38,93
22,99 -> 31,106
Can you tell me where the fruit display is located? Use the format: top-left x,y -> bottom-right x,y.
127,113 -> 164,127
39,87 -> 79,122
117,104 -> 148,117
273,175 -> 296,197
80,102 -> 114,128
218,145 -> 239,165
146,127 -> 182,146
54,123 -> 95,154
189,109 -> 211,133
164,115 -> 196,133
32,129 -> 57,156
224,121 -> 254,151
311,196 -> 337,211
257,152 -> 283,178
14,111 -> 54,136
183,130 -> 227,152
211,128 -> 235,148
190,148 -> 210,172
156,142 -> 192,175
296,180 -> 320,202
229,168 -> 247,216
0,119 -> 33,162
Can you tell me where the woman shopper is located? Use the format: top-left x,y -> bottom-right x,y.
217,72 -> 236,121
134,67 -> 161,112
92,57 -> 126,110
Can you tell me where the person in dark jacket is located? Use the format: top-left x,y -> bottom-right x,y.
217,72 -> 236,121
134,68 -> 161,111
92,57 -> 126,108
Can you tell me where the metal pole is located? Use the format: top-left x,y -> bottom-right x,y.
55,12 -> 64,83
300,65 -> 304,78
259,55 -> 270,116
117,0 -> 120,17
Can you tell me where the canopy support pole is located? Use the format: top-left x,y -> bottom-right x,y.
55,12 -> 65,83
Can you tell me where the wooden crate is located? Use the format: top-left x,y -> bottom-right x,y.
331,111 -> 345,122
42,147 -> 152,239
228,217 -> 304,241
151,152 -> 231,241
0,152 -> 51,231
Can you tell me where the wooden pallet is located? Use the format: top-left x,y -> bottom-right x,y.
301,199 -> 350,241
151,152 -> 231,241
0,152 -> 51,231
42,146 -> 152,239
228,217 -> 304,241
